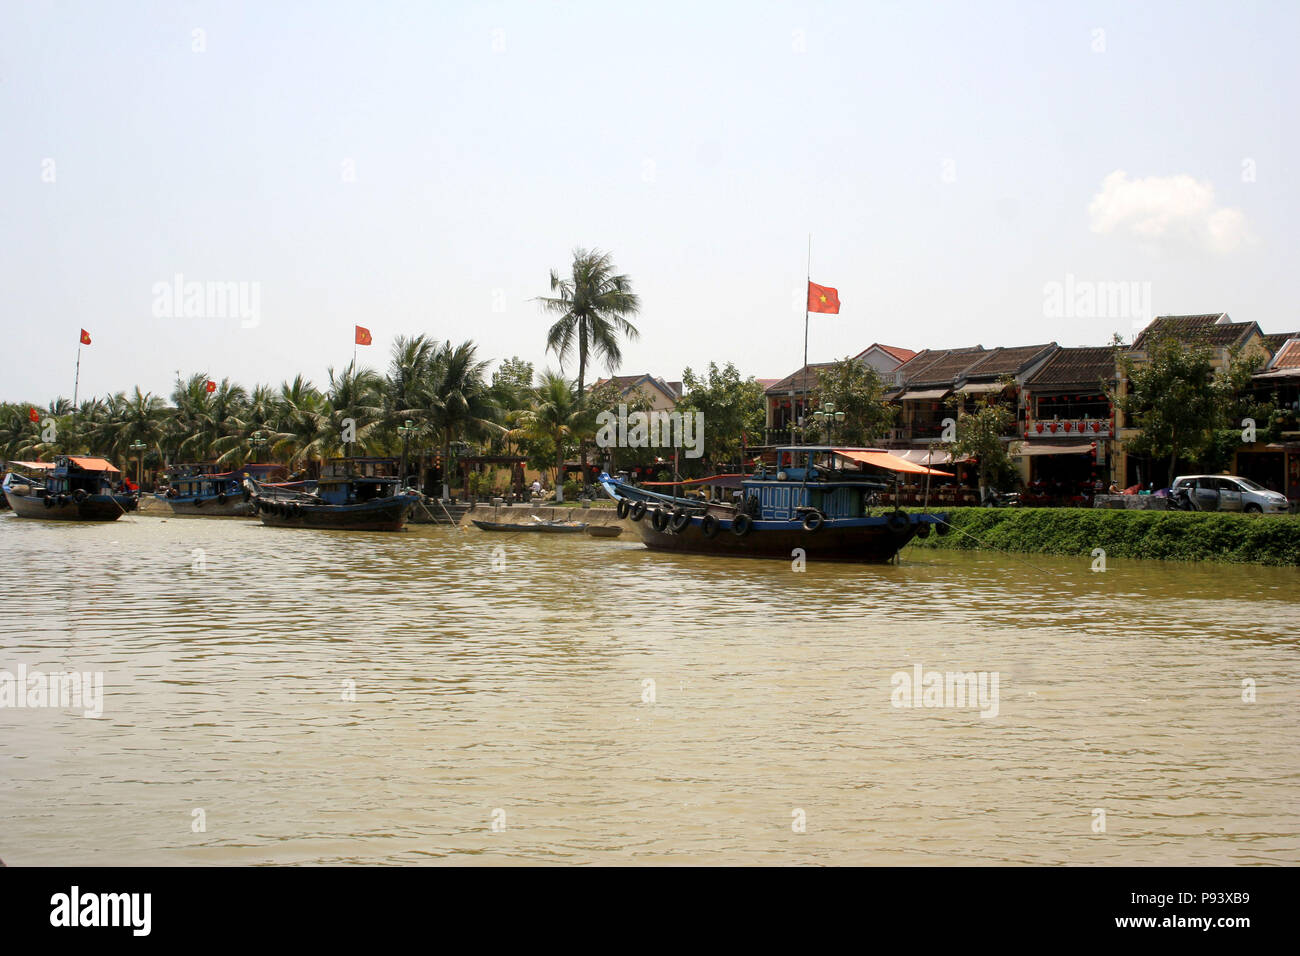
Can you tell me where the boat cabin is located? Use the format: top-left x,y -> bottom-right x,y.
171,473 -> 244,500
743,447 -> 934,521
45,456 -> 121,496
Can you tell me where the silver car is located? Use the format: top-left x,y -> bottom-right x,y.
1170,475 -> 1290,514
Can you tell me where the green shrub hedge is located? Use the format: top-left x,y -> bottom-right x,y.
905,507 -> 1300,565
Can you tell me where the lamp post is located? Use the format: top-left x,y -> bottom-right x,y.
397,419 -> 415,490
130,440 -> 146,488
249,431 -> 267,465
813,402 -> 846,446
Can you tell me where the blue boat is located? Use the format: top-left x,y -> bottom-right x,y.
600,446 -> 950,563
3,456 -> 137,521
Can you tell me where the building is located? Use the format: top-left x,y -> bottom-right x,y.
762,344 -> 914,445
590,374 -> 680,410
1020,346 -> 1119,496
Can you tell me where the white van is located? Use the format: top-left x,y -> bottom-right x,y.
1170,475 -> 1290,514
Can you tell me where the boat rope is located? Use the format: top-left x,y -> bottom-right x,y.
921,512 -> 1067,578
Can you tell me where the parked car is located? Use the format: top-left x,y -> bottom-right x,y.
1169,475 -> 1290,514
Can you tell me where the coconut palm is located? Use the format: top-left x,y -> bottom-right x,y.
326,360 -> 384,457
271,375 -> 330,470
513,371 -> 580,501
418,340 -> 502,495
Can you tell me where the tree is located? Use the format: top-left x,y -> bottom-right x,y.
945,379 -> 1020,502
676,362 -> 765,470
418,340 -> 502,496
512,371 -> 580,501
535,248 -> 640,467
1115,336 -> 1224,486
808,357 -> 898,446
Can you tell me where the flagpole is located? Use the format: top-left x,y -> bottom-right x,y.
802,234 -> 811,446
73,345 -> 82,408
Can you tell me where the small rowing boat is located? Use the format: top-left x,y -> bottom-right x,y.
471,516 -> 588,533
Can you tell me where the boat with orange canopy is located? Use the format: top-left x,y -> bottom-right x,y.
3,455 -> 137,521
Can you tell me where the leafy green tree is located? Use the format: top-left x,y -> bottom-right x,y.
807,357 -> 897,446
676,362 -> 765,470
945,381 -> 1020,501
512,371 -> 580,500
1115,336 -> 1228,485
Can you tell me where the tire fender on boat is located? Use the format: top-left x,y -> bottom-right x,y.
700,513 -> 720,538
630,501 -> 647,522
217,493 -> 227,504
670,510 -> 691,533
731,513 -> 753,536
915,522 -> 931,539
802,510 -> 825,532
934,519 -> 950,536
651,508 -> 670,532
886,510 -> 909,533
616,498 -> 631,519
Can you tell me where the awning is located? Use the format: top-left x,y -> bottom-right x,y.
7,460 -> 55,470
891,449 -> 972,466
834,449 -> 952,476
899,388 -> 950,401
956,382 -> 1003,395
1014,442 -> 1094,457
67,456 -> 120,473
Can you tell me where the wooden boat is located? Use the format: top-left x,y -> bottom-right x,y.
471,517 -> 589,533
599,447 -> 951,563
248,460 -> 418,532
158,471 -> 255,516
585,524 -> 624,538
3,456 -> 137,521
1,461 -> 55,512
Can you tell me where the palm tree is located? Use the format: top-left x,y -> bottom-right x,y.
94,388 -> 169,481
326,360 -> 384,458
418,340 -> 502,497
514,371 -> 580,502
535,248 -> 640,469
271,375 -> 330,472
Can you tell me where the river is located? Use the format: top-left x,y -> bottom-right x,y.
1,512 -> 1297,865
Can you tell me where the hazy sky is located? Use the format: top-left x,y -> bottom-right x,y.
3,0 -> 1296,404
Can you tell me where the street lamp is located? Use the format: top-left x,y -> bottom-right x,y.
397,419 -> 416,490
249,431 -> 267,464
812,402 -> 846,445
130,440 -> 146,488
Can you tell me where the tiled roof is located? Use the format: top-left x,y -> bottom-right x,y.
903,346 -> 988,387
1271,339 -> 1300,370
854,343 -> 918,364
1025,347 -> 1118,389
960,343 -> 1057,380
1133,314 -> 1258,350
1262,332 -> 1299,354
764,363 -> 834,394
590,374 -> 678,400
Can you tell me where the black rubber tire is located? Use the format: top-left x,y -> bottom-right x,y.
670,510 -> 691,533
700,513 -> 720,538
73,489 -> 87,502
290,503 -> 302,519
886,510 -> 909,533
43,496 -> 54,508
617,498 -> 631,519
630,501 -> 647,522
651,508 -> 670,532
1244,504 -> 1262,514
194,496 -> 203,507
731,513 -> 753,536
934,520 -> 950,537
802,510 -> 825,532
217,493 -> 227,504
915,522 -> 931,539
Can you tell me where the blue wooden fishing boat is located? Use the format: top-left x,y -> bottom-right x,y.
600,447 -> 950,563
249,459 -> 419,531
159,471 -> 255,516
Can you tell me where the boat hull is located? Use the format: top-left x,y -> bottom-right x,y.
4,488 -> 135,521
471,519 -> 588,533
162,496 -> 255,517
629,511 -> 944,563
254,495 -> 416,532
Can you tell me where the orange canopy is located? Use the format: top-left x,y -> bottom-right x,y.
834,449 -> 952,477
8,460 -> 55,470
67,456 -> 120,473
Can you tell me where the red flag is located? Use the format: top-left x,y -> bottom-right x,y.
80,329 -> 92,345
28,407 -> 40,422
205,380 -> 217,393
355,325 -> 372,346
807,281 -> 840,314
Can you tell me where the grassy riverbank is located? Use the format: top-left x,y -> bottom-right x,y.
906,507 -> 1300,566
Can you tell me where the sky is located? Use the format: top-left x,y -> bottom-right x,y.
2,0 -> 1297,404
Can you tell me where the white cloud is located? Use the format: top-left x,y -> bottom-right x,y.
1088,170 -> 1250,253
